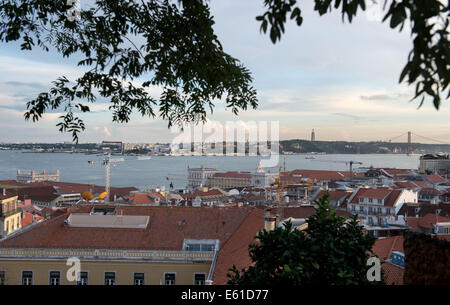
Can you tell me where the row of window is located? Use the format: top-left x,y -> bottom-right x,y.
1,271 -> 206,285
4,200 -> 17,212
4,215 -> 21,233
351,205 -> 392,215
359,197 -> 382,204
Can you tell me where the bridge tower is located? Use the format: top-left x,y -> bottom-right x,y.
407,131 -> 412,155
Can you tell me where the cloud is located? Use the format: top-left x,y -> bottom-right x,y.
103,126 -> 111,138
3,81 -> 46,89
360,93 -> 410,101
333,113 -> 363,121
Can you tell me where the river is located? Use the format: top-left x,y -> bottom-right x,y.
0,151 -> 421,190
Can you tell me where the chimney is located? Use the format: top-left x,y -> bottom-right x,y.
264,208 -> 276,231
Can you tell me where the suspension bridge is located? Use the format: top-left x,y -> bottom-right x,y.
385,131 -> 450,155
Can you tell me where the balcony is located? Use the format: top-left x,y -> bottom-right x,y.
0,208 -> 21,218
0,247 -> 215,262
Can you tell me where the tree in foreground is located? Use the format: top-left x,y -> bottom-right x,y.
0,1 -> 448,142
227,194 -> 381,285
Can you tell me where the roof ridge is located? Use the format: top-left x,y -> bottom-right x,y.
217,208 -> 259,251
0,211 -> 69,245
387,236 -> 400,259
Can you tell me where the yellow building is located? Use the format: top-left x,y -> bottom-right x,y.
208,172 -> 252,189
0,189 -> 22,239
0,204 -> 263,285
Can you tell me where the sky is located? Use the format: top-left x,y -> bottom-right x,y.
0,0 -> 449,144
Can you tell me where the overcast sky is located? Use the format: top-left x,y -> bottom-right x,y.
0,0 -> 449,144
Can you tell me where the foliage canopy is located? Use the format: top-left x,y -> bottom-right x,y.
0,0 -> 448,141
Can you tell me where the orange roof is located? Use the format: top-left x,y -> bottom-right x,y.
372,236 -> 404,261
124,192 -> 166,204
25,181 -> 137,201
382,262 -> 404,285
313,190 -> 352,202
0,189 -> 17,200
350,188 -> 403,207
393,181 -> 420,189
212,208 -> 264,284
213,172 -> 252,179
0,205 -> 262,252
406,213 -> 450,231
194,189 -> 223,198
180,193 -> 196,199
21,212 -> 44,228
0,180 -> 25,186
426,174 -> 446,184
10,186 -> 60,202
380,168 -> 412,176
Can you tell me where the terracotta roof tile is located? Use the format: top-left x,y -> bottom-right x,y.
21,212 -> 44,228
0,189 -> 18,200
406,213 -> 450,231
213,172 -> 252,179
382,262 -> 404,285
426,174 -> 446,184
212,208 -> 264,284
0,206 -> 261,252
372,236 -> 404,260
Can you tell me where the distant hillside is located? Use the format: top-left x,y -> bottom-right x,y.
279,139 -> 450,154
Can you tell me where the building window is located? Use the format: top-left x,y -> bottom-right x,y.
134,273 -> 145,285
186,244 -> 216,252
194,273 -> 206,285
104,272 -> 116,285
49,271 -> 60,285
22,271 -> 33,285
165,273 -> 176,285
0,271 -> 5,285
368,198 -> 373,203
77,272 -> 88,285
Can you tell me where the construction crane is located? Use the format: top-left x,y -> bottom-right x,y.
102,153 -> 125,203
88,153 -> 150,203
166,174 -> 189,190
310,159 -> 363,181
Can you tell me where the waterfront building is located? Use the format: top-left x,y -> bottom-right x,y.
17,169 -> 60,183
251,163 -> 278,188
0,189 -> 22,239
0,205 -> 263,285
311,129 -> 316,142
187,166 -> 218,189
419,154 -> 450,174
208,171 -> 252,189
100,141 -> 123,154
